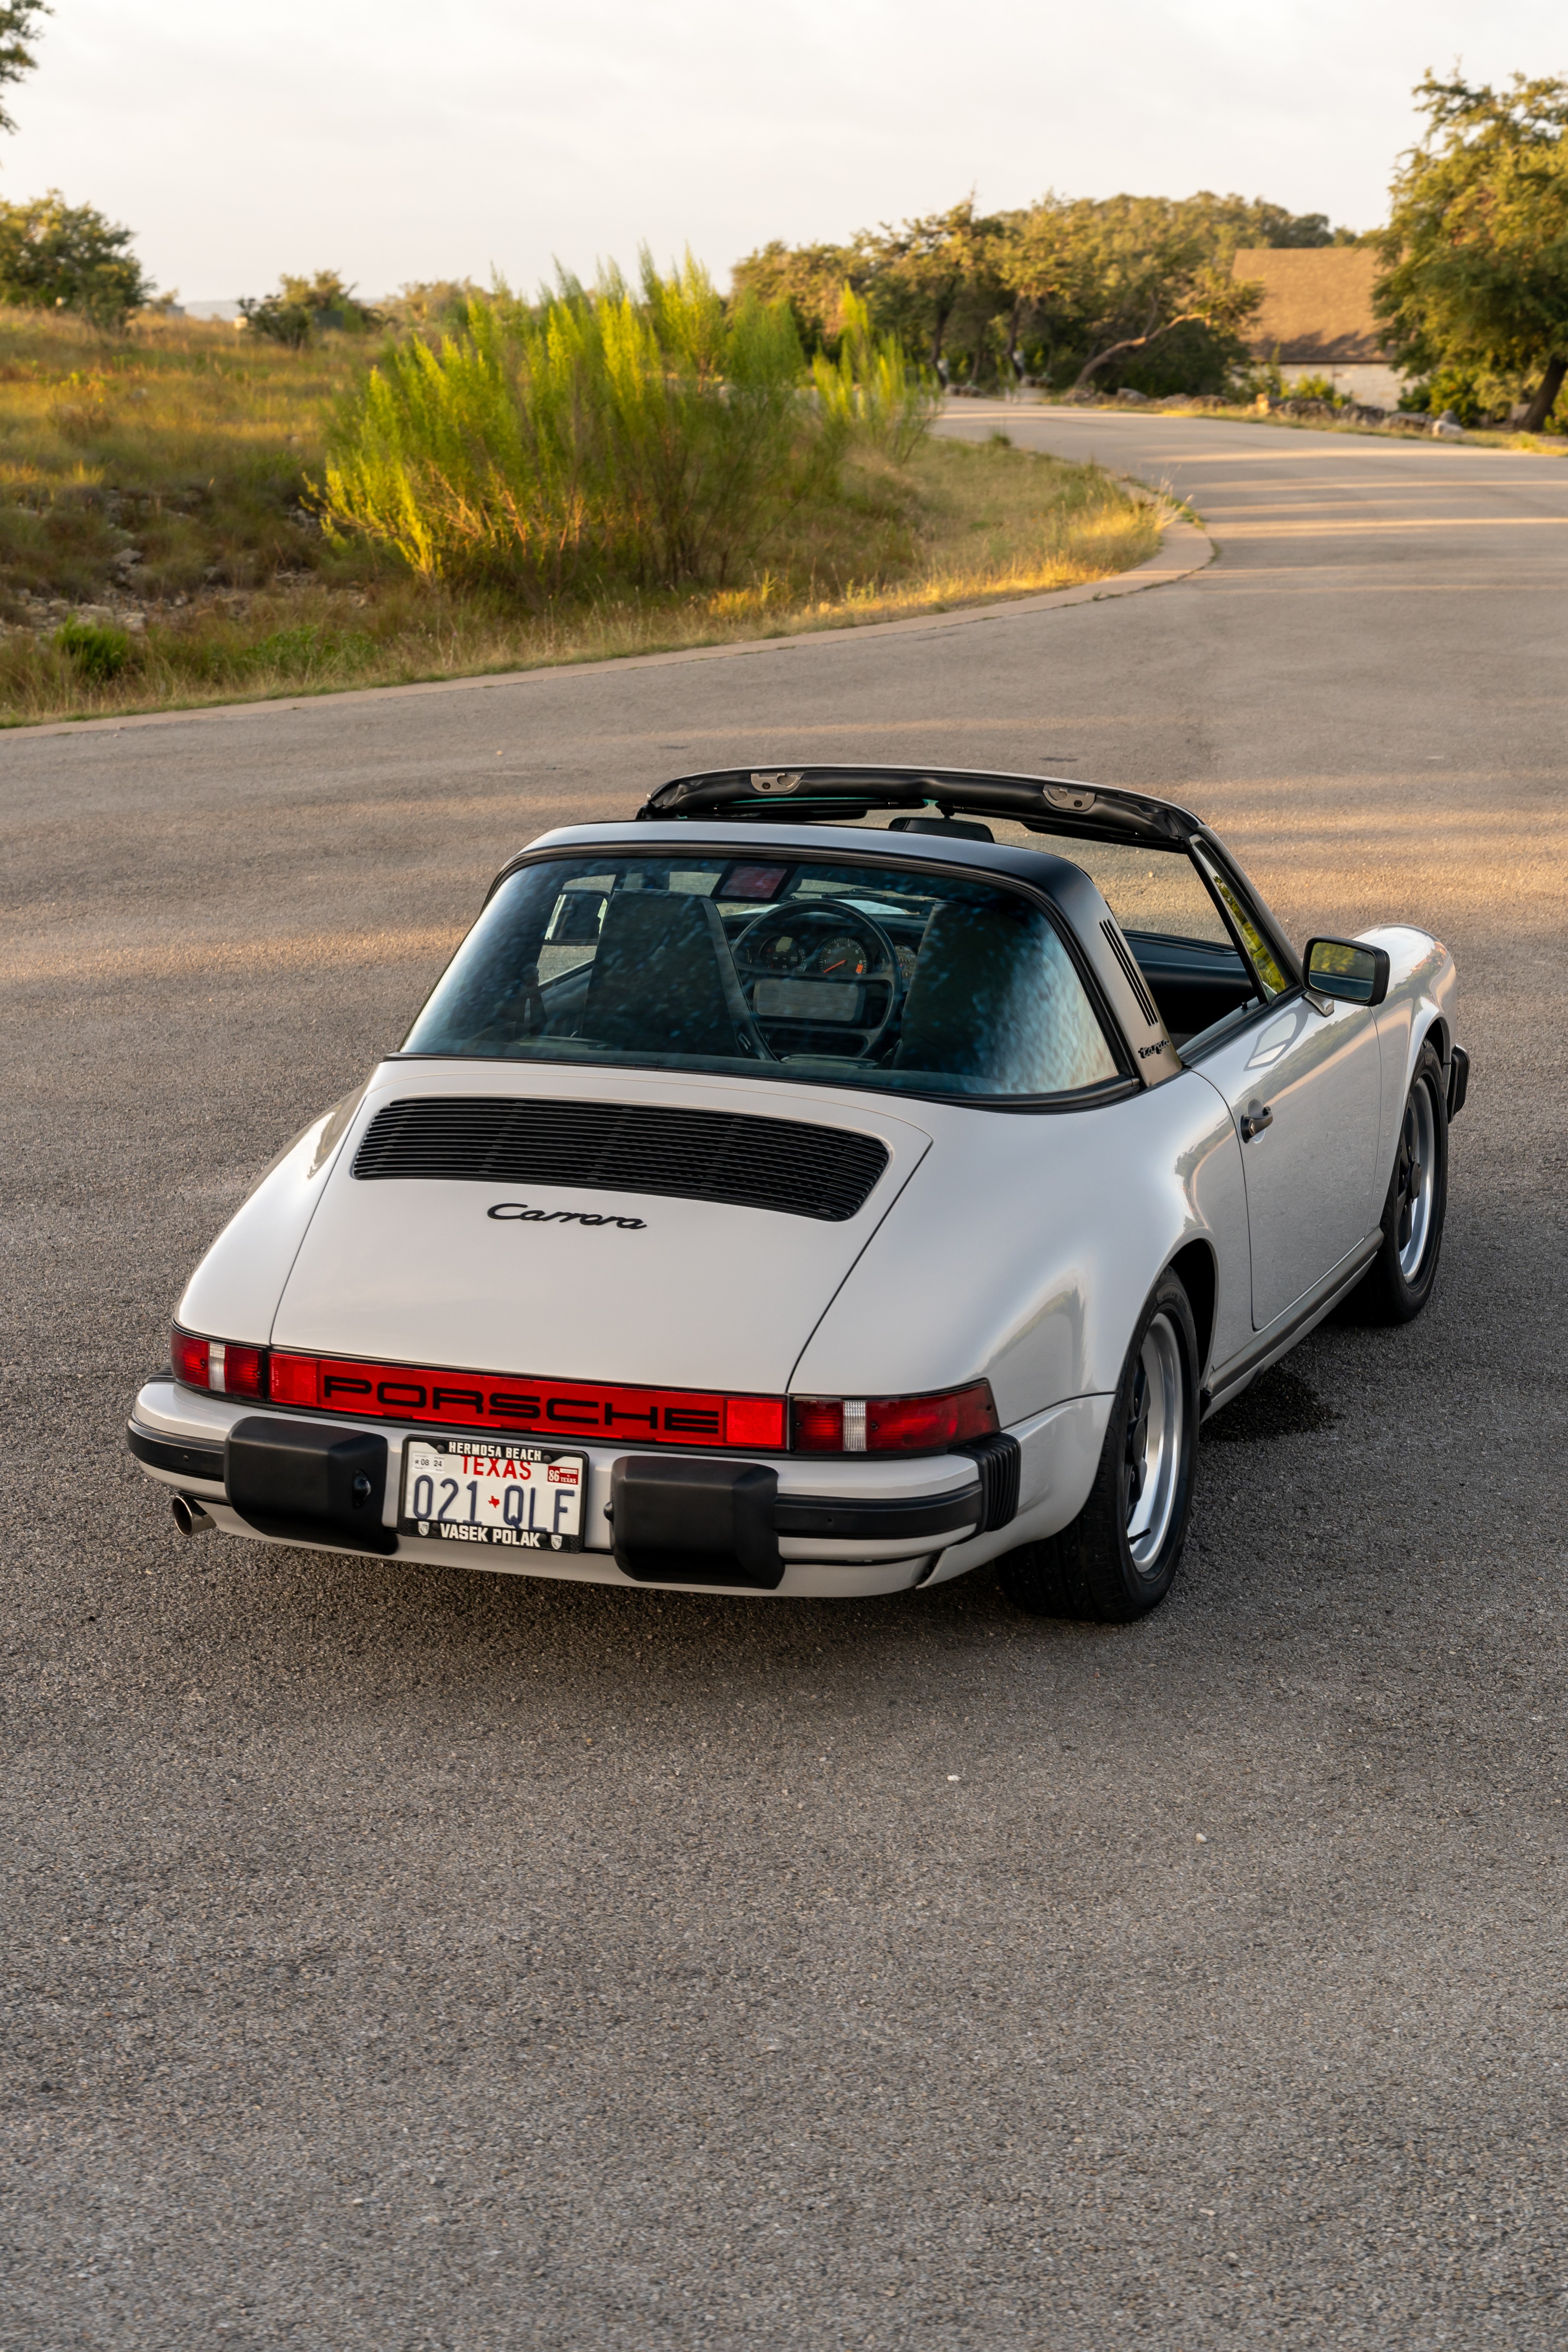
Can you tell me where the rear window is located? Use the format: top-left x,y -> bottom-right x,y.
402,853 -> 1123,1103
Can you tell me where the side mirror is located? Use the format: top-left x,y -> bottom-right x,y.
1303,937 -> 1390,1007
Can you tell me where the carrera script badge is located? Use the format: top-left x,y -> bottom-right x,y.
488,1202 -> 646,1230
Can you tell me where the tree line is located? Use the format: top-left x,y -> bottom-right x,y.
735,192 -> 1359,398
0,12 -> 1562,432
734,74 -> 1568,428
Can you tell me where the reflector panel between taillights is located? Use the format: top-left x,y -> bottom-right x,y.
170,1328 -> 788,1450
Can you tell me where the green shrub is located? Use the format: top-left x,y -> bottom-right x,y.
810,287 -> 935,458
54,615 -> 131,679
316,256 -> 826,597
1397,367 -> 1494,424
241,270 -> 383,349
1286,373 -> 1346,406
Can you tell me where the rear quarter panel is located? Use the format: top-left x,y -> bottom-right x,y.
789,1071 -> 1249,1420
176,1091 -> 364,1346
1361,926 -> 1457,1196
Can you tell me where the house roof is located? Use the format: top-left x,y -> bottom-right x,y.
1230,247 -> 1388,363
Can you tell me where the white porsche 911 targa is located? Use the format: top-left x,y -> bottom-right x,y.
128,766 -> 1466,1620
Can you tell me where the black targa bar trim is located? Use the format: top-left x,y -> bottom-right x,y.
634,764 -> 1204,845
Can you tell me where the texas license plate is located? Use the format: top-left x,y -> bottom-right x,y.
400,1437 -> 587,1552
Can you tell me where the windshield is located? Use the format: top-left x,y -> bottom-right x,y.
403,852 -> 1124,1102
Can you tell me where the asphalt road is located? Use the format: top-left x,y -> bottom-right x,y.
5,407 -> 1568,2349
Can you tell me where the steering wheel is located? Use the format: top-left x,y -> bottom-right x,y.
731,901 -> 904,1057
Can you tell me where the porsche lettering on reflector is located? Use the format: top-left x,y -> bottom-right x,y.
400,1438 -> 586,1550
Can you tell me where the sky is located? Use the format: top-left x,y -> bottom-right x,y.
3,0 -> 1564,303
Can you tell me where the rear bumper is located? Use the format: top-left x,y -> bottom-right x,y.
127,1379 -> 1111,1599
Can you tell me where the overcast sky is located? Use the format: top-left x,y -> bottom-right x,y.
4,0 -> 1563,302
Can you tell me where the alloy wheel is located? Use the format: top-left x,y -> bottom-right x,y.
1125,1311 -> 1185,1573
1395,1077 -> 1439,1281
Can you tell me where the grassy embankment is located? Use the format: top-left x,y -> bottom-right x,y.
0,310 -> 1161,726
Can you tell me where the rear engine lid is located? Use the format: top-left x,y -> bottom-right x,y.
270,1062 -> 931,1395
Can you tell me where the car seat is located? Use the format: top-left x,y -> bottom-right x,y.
580,891 -> 760,1059
893,901 -> 1024,1079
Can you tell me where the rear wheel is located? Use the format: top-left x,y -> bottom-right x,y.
997,1271 -> 1199,1622
1346,1041 -> 1447,1324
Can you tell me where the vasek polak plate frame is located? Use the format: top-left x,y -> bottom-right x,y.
398,1435 -> 588,1552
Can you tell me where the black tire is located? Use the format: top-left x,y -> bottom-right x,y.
1345,1039 -> 1447,1325
996,1271 -> 1199,1623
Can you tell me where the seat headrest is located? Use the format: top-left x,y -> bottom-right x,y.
580,891 -> 750,1060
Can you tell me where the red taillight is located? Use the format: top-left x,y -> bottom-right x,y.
722,1395 -> 786,1449
269,1352 -> 319,1408
791,1381 -> 998,1456
868,1382 -> 995,1452
171,1328 -> 268,1398
168,1335 -> 999,1458
224,1346 -> 268,1398
791,1396 -> 844,1451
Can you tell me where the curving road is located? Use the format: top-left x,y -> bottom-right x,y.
5,408 -> 1568,2349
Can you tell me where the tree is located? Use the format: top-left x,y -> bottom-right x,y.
861,200 -> 1008,369
1056,198 -> 1264,388
0,1 -> 49,137
0,189 -> 150,324
730,240 -> 860,350
1377,72 -> 1568,433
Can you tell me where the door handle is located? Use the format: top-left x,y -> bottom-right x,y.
1239,1102 -> 1273,1141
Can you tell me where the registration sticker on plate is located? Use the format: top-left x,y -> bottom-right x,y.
400,1437 -> 587,1551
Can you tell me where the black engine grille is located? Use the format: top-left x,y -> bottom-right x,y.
351,1097 -> 890,1222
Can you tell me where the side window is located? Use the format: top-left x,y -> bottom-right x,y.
539,876 -> 613,982
1052,840 -> 1235,948
1192,848 -> 1290,1000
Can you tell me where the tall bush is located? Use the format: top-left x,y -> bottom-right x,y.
811,288 -> 936,457
316,257 -> 822,598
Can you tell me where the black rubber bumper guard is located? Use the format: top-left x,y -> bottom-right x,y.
127,1415 -> 1022,1586
609,1432 -> 1020,1590
1448,1045 -> 1470,1121
128,1414 -> 394,1555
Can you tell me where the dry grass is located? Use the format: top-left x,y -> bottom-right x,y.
0,311 -> 1160,726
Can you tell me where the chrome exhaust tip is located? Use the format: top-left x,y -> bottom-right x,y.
171,1493 -> 216,1537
